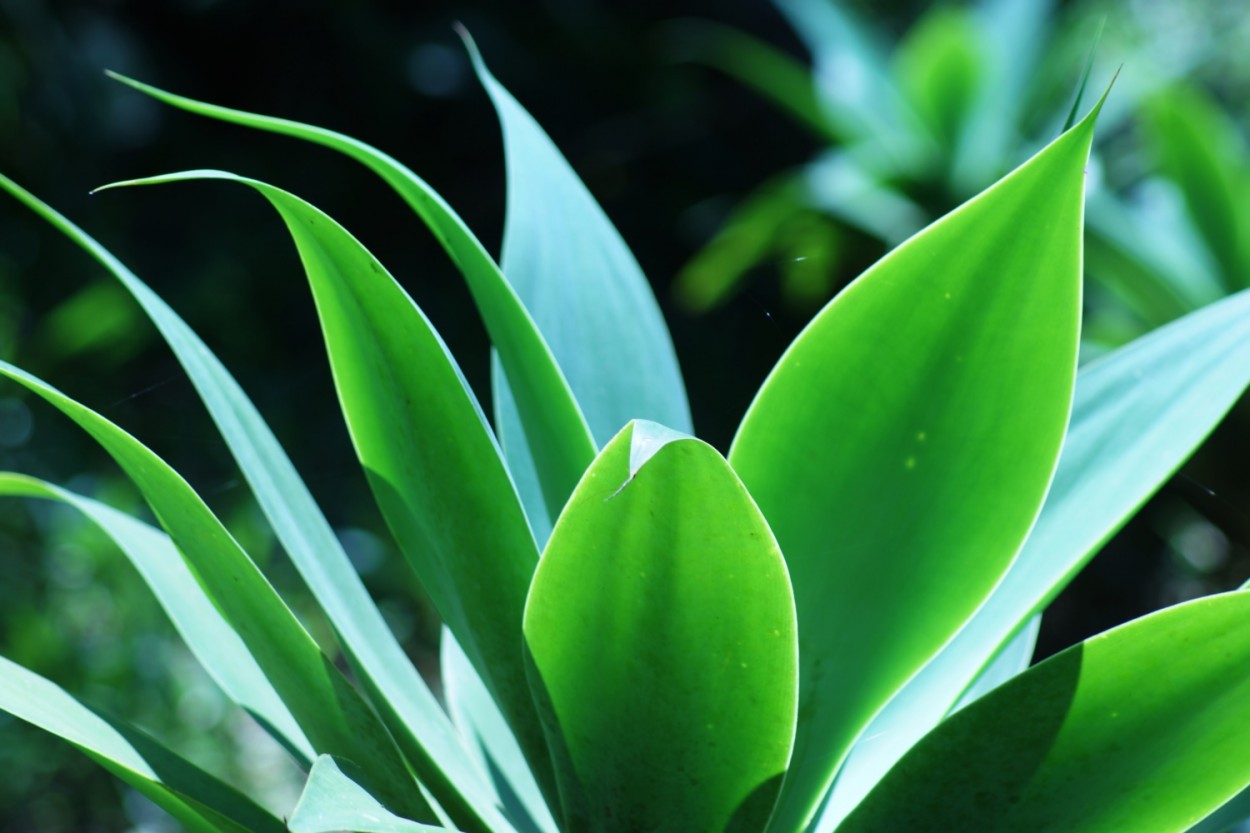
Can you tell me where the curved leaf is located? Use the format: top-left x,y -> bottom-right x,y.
524,421 -> 797,833
0,655 -> 284,833
0,472 -> 311,764
818,286 -> 1250,829
0,173 -> 511,833
97,169 -> 553,805
839,591 -> 1250,833
0,360 -> 427,821
104,70 -> 595,527
730,100 -> 1101,832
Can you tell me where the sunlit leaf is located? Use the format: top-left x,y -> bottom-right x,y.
819,286 -> 1250,830
289,756 -> 451,833
525,421 -> 797,833
730,99 -> 1101,833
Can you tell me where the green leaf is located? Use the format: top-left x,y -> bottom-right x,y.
729,99 -> 1101,832
839,591 -> 1250,833
0,173 -> 511,833
441,629 -> 558,833
1144,85 -> 1250,291
98,169 -> 553,808
524,421 -> 797,833
818,286 -> 1250,830
0,472 -> 312,764
289,756 -> 452,833
0,360 -> 427,821
0,655 -> 285,833
660,19 -> 839,142
464,35 -> 692,535
104,70 -> 595,530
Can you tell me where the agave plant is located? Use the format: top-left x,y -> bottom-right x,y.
3,34 -> 1250,833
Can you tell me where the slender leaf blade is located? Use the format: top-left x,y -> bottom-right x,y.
0,655 -> 284,833
818,286 -> 1250,830
839,591 -> 1250,833
525,421 -> 797,833
104,70 -> 595,527
97,169 -> 552,806
730,102 -> 1100,832
0,173 -> 512,833
0,472 -> 311,764
0,360 -> 427,820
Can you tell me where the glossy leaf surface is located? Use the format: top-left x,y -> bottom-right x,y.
100,170 -> 551,802
2,173 -> 509,833
731,103 -> 1099,831
525,422 -> 797,833
820,286 -> 1250,829
840,592 -> 1250,833
106,71 -> 595,528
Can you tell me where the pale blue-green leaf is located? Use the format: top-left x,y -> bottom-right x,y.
441,629 -> 558,833
2,173 -> 509,833
289,756 -> 452,833
801,150 -> 926,244
0,360 -> 427,820
0,654 -> 283,833
816,287 -> 1250,830
951,614 -> 1039,712
0,472 -> 311,764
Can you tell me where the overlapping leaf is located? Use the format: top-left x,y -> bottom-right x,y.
730,100 -> 1100,832
0,473 -> 311,764
525,421 -> 797,833
1,173 -> 511,833
104,71 -> 595,527
0,655 -> 283,833
819,285 -> 1250,829
839,592 -> 1250,832
0,361 -> 427,820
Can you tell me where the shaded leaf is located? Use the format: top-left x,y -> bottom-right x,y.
289,756 -> 451,833
840,592 -> 1250,833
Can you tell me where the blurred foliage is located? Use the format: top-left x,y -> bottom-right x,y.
2,0 -> 1250,829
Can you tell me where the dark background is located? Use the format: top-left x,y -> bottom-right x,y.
1,0 -> 1247,829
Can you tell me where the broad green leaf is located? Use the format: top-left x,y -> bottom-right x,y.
1144,85 -> 1250,291
818,286 -> 1250,830
0,174 -> 511,833
99,169 -> 552,807
441,628 -> 558,833
0,360 -> 427,821
104,71 -> 595,528
0,655 -> 284,833
524,421 -> 797,833
289,756 -> 451,833
0,472 -> 311,764
730,101 -> 1100,832
465,37 -> 691,538
839,591 -> 1250,833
